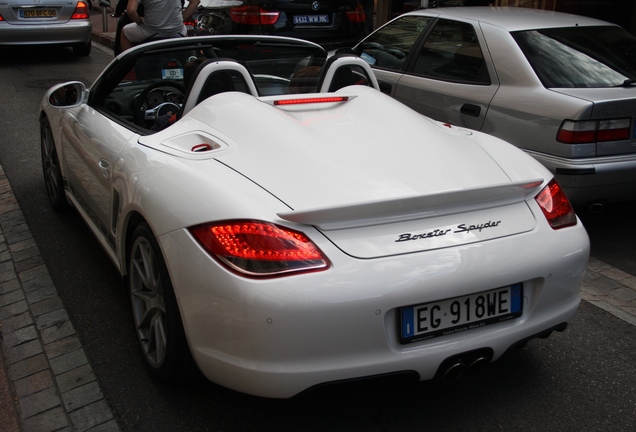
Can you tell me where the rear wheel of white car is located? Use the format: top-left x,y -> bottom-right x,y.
128,223 -> 192,382
40,117 -> 68,211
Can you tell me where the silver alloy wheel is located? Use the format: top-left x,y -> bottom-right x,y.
130,235 -> 168,369
40,118 -> 66,210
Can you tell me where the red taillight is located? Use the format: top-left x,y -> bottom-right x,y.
535,179 -> 577,229
0,14 -> 4,21
189,221 -> 329,277
71,1 -> 90,19
229,6 -> 280,26
557,119 -> 631,144
597,119 -> 631,141
346,4 -> 366,23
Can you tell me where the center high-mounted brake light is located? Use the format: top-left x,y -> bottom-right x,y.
535,179 -> 577,229
274,96 -> 349,106
229,6 -> 280,25
71,1 -> 90,19
557,119 -> 631,144
189,221 -> 330,277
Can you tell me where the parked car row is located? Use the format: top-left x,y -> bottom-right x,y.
9,1 -> 635,399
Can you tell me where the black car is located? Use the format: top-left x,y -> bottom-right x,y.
187,0 -> 368,51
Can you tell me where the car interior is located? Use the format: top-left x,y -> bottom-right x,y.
89,39 -> 377,134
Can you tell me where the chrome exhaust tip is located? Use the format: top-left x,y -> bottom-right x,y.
443,361 -> 468,381
468,356 -> 490,374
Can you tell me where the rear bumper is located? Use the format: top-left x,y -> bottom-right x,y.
525,150 -> 636,207
0,21 -> 92,45
160,218 -> 589,398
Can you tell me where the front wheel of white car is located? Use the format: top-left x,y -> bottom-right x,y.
40,117 -> 69,211
128,223 -> 192,382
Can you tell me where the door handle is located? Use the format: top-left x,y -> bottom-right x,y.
98,159 -> 111,180
460,103 -> 481,117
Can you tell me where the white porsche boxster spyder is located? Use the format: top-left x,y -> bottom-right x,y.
40,36 -> 590,398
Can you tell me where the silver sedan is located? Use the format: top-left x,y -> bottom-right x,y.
0,0 -> 92,56
346,7 -> 636,209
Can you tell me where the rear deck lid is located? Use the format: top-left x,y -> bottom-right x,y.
184,89 -> 543,258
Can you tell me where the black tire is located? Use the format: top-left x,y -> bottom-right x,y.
40,117 -> 69,211
128,223 -> 194,382
73,42 -> 92,57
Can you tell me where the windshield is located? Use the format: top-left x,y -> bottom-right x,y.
90,37 -> 328,132
513,26 -> 636,88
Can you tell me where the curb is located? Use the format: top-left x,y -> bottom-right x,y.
90,5 -> 117,51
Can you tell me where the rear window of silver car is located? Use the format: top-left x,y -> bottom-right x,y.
513,26 -> 636,88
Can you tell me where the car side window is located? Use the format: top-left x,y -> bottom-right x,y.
358,16 -> 433,71
412,19 -> 490,85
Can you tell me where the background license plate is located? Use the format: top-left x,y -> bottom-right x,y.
21,9 -> 57,18
293,15 -> 329,25
400,283 -> 523,344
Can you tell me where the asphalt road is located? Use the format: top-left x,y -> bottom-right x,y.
1,43 -> 635,431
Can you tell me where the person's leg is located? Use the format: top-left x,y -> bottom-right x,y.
114,14 -> 133,56
121,23 -> 149,52
120,30 -> 134,52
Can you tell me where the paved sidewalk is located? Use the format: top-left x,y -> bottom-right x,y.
583,257 -> 636,326
1,5 -> 636,432
0,164 -> 120,431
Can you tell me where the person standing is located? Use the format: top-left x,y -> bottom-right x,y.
113,0 -> 143,56
120,0 -> 200,52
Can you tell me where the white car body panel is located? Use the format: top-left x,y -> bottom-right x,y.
162,219 -> 586,397
39,36 -> 589,398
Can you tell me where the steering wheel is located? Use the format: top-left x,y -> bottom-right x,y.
134,80 -> 186,127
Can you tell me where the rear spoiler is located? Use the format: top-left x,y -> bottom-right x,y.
278,179 -> 544,230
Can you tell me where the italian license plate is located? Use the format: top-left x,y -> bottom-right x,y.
293,15 -> 329,25
400,283 -> 523,344
20,9 -> 57,18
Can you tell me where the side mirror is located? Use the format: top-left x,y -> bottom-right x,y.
46,82 -> 88,108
